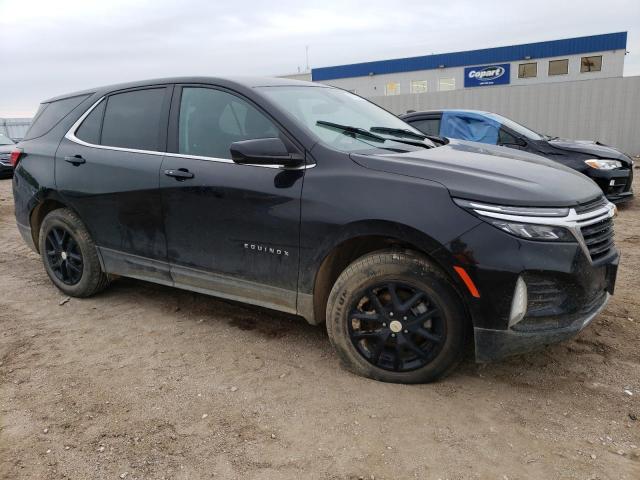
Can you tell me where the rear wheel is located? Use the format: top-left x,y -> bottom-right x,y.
326,251 -> 467,383
39,208 -> 109,297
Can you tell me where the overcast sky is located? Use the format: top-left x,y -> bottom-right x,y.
0,0 -> 638,117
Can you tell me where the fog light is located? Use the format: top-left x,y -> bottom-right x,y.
509,276 -> 527,328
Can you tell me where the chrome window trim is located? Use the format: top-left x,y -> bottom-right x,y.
65,96 -> 314,171
465,200 -> 616,262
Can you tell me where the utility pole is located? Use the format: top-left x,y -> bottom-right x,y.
305,45 -> 310,72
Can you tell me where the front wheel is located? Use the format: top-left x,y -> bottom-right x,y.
39,208 -> 110,297
326,251 -> 468,383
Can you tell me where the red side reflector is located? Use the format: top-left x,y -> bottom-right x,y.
9,148 -> 23,167
453,266 -> 480,298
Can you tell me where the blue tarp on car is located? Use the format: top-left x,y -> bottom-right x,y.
439,110 -> 500,145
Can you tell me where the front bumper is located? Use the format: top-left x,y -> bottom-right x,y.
588,167 -> 633,203
435,217 -> 619,363
474,291 -> 610,362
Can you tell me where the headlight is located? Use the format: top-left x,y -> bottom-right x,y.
454,199 -> 575,242
488,220 -> 575,241
584,159 -> 621,170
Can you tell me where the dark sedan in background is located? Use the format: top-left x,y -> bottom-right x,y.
0,133 -> 16,178
401,109 -> 634,203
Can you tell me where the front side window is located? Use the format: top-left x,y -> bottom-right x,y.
410,118 -> 441,137
384,82 -> 401,96
438,78 -> 455,91
178,87 -> 278,159
101,88 -> 166,150
548,59 -> 569,76
518,62 -> 537,78
581,55 -> 602,72
410,80 -> 428,93
258,86 -> 433,153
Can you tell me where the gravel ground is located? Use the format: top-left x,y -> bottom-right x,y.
0,175 -> 639,480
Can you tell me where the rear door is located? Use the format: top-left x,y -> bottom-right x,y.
159,85 -> 305,312
55,85 -> 173,283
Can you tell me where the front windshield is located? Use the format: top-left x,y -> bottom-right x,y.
483,113 -> 543,141
0,134 -> 14,145
258,86 -> 434,153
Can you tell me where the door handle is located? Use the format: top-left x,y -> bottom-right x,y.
64,155 -> 86,166
164,168 -> 194,180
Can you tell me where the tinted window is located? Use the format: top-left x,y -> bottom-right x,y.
101,88 -> 166,150
498,128 -> 519,145
75,100 -> 106,144
178,87 -> 278,159
24,94 -> 89,140
410,118 -> 441,137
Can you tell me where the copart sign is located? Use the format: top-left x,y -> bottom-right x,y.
464,64 -> 510,87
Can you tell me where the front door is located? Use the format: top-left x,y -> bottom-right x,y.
56,86 -> 173,283
159,85 -> 305,312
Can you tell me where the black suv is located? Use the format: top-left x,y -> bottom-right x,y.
13,77 -> 619,383
401,109 -> 634,203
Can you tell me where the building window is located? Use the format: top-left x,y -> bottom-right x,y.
518,62 -> 537,78
410,80 -> 428,93
548,59 -> 569,76
384,82 -> 401,96
438,78 -> 455,91
581,55 -> 602,73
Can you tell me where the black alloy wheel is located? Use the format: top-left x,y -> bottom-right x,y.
348,282 -> 445,372
44,226 -> 84,285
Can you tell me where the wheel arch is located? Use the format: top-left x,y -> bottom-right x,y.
28,191 -> 76,253
303,220 -> 461,326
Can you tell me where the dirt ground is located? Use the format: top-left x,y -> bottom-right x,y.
0,175 -> 638,480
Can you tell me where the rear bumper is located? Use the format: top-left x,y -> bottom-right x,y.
474,292 -> 610,362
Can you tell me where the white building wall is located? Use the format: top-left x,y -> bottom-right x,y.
316,50 -> 625,97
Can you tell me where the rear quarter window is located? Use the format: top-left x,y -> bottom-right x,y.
23,94 -> 90,140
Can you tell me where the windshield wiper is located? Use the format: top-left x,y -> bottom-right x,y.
370,126 -> 427,140
316,121 -> 385,142
369,126 -> 436,149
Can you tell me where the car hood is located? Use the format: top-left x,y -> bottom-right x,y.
544,138 -> 632,164
351,139 -> 603,207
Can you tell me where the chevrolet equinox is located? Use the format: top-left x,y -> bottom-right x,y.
12,77 -> 619,383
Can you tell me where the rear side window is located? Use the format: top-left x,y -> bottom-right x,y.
178,87 -> 278,159
101,88 -> 166,151
24,94 -> 90,140
410,118 -> 441,137
75,100 -> 106,144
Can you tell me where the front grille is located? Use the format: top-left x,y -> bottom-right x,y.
574,196 -> 608,214
581,217 -> 615,261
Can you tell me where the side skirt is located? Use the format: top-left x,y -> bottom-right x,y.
98,247 -> 301,318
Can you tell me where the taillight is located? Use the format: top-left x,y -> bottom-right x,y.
9,148 -> 23,167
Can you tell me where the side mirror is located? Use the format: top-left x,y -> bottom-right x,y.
230,138 -> 304,168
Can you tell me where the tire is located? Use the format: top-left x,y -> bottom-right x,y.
38,208 -> 110,297
326,250 -> 467,384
